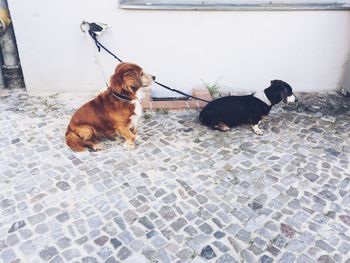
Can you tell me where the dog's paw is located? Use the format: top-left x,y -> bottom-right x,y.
254,129 -> 263,136
124,141 -> 135,150
91,143 -> 105,151
256,130 -> 263,136
251,125 -> 263,136
130,127 -> 138,135
215,125 -> 230,132
215,122 -> 230,132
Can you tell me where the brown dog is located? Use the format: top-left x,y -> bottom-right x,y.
66,62 -> 155,152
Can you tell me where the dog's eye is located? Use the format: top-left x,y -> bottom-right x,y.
140,72 -> 144,76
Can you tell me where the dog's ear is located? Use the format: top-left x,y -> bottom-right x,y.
271,79 -> 284,86
281,88 -> 288,103
109,73 -> 121,91
110,63 -> 128,89
271,80 -> 289,103
115,62 -> 126,73
122,71 -> 142,93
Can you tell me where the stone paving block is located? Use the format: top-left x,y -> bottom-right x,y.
62,248 -> 81,261
176,248 -> 193,262
49,255 -> 64,263
241,249 -> 256,263
6,233 -> 20,246
82,256 -> 98,263
198,222 -> 214,235
0,249 -> 16,263
117,246 -> 131,260
217,254 -> 239,263
170,218 -> 187,232
186,234 -> 211,253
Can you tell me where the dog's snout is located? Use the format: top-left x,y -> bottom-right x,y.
152,76 -> 156,81
286,94 -> 296,103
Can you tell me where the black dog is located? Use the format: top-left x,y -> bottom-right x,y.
199,80 -> 296,135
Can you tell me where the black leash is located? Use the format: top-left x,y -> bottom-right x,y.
83,21 -> 210,103
153,81 -> 210,102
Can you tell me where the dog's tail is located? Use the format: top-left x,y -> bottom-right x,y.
65,127 -> 88,152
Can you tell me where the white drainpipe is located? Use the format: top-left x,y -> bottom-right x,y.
0,0 -> 25,89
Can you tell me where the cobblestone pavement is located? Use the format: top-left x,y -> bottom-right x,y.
0,89 -> 350,263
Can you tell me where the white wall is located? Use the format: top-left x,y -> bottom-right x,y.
8,0 -> 350,96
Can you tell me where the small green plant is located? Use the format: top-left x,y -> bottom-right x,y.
143,112 -> 152,120
202,77 -> 222,98
48,92 -> 59,99
190,252 -> 198,259
155,108 -> 169,115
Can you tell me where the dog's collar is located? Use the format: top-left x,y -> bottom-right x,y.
253,90 -> 271,106
111,91 -> 132,102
